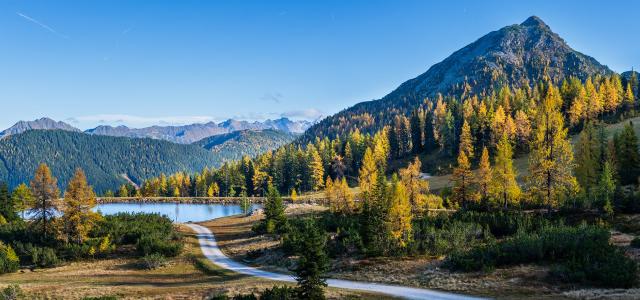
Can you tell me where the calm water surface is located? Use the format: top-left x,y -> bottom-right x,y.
94,203 -> 260,223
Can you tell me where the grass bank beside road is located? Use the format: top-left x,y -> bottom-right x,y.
202,204 -> 640,299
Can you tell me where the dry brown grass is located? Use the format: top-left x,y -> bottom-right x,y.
0,223 -> 386,299
203,204 -> 640,299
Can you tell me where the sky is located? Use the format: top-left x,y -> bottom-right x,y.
1,0 -> 638,130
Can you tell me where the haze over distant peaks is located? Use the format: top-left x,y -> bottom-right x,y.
1,117 -> 312,144
85,117 -> 311,144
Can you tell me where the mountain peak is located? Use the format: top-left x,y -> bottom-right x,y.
1,117 -> 80,139
302,16 -> 613,141
521,16 -> 548,28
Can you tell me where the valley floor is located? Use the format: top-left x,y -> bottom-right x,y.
200,204 -> 640,300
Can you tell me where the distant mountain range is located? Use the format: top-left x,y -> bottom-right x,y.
0,117 -> 311,144
0,117 -> 81,138
194,129 -> 296,162
302,16 -> 615,141
0,117 -> 307,191
0,128 -> 297,192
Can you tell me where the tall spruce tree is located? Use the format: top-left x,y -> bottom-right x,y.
423,109 -> 437,152
616,122 -> 640,185
263,184 -> 286,233
410,109 -> 425,153
596,161 -> 616,215
0,182 -> 18,223
360,172 -> 390,256
574,122 -> 602,191
295,219 -> 328,300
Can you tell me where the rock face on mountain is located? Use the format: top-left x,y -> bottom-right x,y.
0,117 -> 80,139
302,16 -> 613,141
391,16 -> 611,99
85,117 -> 311,144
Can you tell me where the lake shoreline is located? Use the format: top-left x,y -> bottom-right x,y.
97,196 -> 322,205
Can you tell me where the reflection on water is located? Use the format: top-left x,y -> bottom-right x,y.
94,203 -> 261,223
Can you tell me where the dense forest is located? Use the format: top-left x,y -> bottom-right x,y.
193,129 -> 296,162
0,128 -> 298,193
0,130 -> 222,193
136,73 -> 639,206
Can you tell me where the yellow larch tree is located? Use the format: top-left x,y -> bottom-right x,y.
452,149 -> 474,208
358,147 -> 378,195
514,110 -> 532,147
387,178 -> 412,249
399,157 -> 429,214
527,84 -> 578,211
61,169 -> 101,244
459,120 -> 474,159
476,146 -> 492,203
585,77 -> 602,119
308,145 -> 325,191
29,163 -> 60,238
490,135 -> 521,209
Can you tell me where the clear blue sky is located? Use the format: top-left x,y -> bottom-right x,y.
1,0 -> 638,130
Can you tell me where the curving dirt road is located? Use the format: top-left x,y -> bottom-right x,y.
186,223 -> 485,300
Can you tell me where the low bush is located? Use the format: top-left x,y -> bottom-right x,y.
452,210 -> 551,237
141,253 -> 167,270
411,220 -> 487,256
210,285 -> 296,300
11,242 -> 59,267
93,213 -> 176,245
446,224 -> 638,288
318,213 -> 363,257
259,286 -> 296,299
0,284 -> 24,300
0,242 -> 19,274
136,235 -> 182,257
30,246 -> 59,268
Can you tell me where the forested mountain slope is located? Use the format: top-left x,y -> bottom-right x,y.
193,129 -> 296,162
0,130 -> 223,192
301,16 -> 612,141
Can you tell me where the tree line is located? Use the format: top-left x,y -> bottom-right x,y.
132,73 -> 638,202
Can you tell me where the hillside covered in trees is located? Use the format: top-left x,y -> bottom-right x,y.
132,16 -> 640,202
193,129 -> 296,162
0,127 -> 300,193
0,130 -> 225,193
